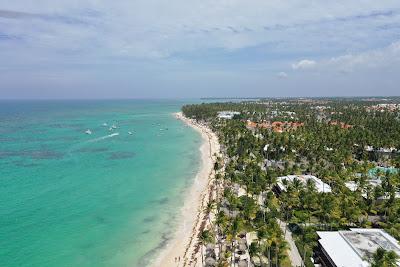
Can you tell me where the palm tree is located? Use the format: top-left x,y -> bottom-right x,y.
205,200 -> 215,225
277,240 -> 289,267
216,210 -> 228,261
301,227 -> 317,266
263,237 -> 273,267
249,242 -> 261,266
199,230 -> 215,266
370,248 -> 398,267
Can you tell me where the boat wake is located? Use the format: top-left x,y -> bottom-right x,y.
67,133 -> 120,158
87,133 -> 120,143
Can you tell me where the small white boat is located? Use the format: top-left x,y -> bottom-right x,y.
112,125 -> 117,129
103,123 -> 108,127
128,131 -> 133,135
85,129 -> 92,135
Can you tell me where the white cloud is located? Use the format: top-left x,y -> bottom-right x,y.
277,71 -> 288,78
1,1 -> 400,97
0,1 -> 400,61
287,41 -> 400,75
325,41 -> 400,72
292,59 -> 317,70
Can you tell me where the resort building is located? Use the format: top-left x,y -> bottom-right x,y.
345,181 -> 400,201
365,145 -> 374,152
275,175 -> 332,193
345,167 -> 400,200
264,159 -> 285,170
315,228 -> 400,267
246,120 -> 304,133
328,120 -> 353,129
263,144 -> 270,152
364,146 -> 399,160
217,111 -> 240,119
344,181 -> 361,193
366,103 -> 400,112
376,147 -> 399,160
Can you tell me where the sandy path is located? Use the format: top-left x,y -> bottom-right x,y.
277,219 -> 304,267
150,112 -> 219,267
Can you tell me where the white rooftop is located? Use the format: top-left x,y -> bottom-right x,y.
217,111 -> 240,119
277,175 -> 332,193
345,178 -> 400,199
345,181 -> 358,192
317,228 -> 400,267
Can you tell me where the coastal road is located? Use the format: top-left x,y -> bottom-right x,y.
277,219 -> 304,267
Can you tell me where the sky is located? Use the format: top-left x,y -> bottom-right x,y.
0,1 -> 400,99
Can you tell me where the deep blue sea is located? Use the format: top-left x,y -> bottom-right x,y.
0,100 -> 202,267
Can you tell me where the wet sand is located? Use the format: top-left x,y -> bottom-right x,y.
151,112 -> 219,267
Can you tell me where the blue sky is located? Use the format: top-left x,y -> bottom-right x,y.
0,1 -> 400,98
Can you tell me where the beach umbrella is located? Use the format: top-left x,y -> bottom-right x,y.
206,243 -> 215,250
205,257 -> 216,267
238,259 -> 248,267
238,238 -> 247,245
206,247 -> 216,258
238,243 -> 247,252
252,256 -> 261,267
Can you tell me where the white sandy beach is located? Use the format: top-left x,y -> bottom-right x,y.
151,112 -> 220,267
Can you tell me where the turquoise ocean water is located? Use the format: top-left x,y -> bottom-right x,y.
0,100 -> 202,267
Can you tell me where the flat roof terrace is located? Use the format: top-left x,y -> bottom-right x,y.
341,229 -> 400,260
317,229 -> 400,267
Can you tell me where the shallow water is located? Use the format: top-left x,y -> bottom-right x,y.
0,100 -> 201,267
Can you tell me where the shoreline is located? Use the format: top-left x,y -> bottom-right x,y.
151,112 -> 219,267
